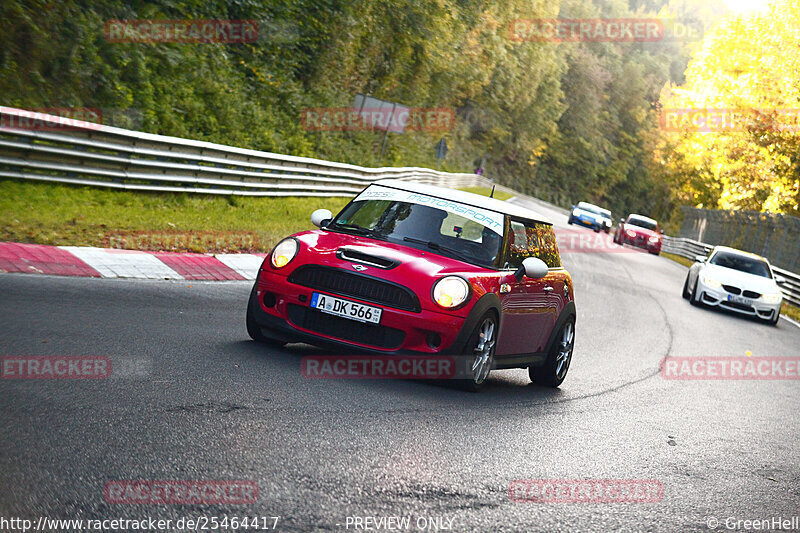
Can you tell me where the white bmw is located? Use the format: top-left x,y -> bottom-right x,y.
683,246 -> 785,325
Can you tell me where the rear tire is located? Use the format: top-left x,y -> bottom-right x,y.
530,318 -> 575,388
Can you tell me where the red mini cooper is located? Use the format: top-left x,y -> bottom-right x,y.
247,180 -> 576,390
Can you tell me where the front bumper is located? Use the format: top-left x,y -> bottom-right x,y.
250,269 -> 468,354
695,279 -> 781,320
574,216 -> 602,230
621,235 -> 661,253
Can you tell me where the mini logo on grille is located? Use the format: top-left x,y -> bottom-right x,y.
352,264 -> 368,271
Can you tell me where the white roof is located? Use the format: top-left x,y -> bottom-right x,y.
373,179 -> 552,225
629,213 -> 658,224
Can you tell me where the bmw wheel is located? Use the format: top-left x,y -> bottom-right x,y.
690,277 -> 703,307
681,274 -> 691,300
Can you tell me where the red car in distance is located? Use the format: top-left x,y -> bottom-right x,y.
246,180 -> 577,390
613,214 -> 662,255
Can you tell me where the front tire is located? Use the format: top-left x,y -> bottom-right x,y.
460,312 -> 497,392
530,318 -> 575,388
690,277 -> 702,307
682,274 -> 691,300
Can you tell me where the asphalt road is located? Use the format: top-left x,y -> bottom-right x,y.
1,199 -> 799,532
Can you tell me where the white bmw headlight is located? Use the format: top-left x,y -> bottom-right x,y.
432,276 -> 470,308
270,238 -> 299,268
701,273 -> 722,288
763,292 -> 782,304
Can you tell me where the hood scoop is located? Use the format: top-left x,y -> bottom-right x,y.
336,247 -> 399,269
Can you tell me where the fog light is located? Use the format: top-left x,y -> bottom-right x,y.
262,291 -> 276,308
426,332 -> 442,350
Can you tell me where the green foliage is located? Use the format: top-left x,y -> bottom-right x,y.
658,0 -> 800,217
0,0 -> 718,224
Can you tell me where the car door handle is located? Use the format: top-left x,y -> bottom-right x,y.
543,285 -> 554,292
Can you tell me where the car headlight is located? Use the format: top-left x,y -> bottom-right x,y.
763,292 -> 782,304
626,230 -> 637,238
270,238 -> 299,268
572,209 -> 580,217
701,274 -> 722,288
432,276 -> 470,309
649,235 -> 660,243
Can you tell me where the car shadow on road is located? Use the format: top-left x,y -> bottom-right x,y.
231,339 -> 569,402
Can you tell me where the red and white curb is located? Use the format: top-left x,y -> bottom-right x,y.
0,242 -> 265,281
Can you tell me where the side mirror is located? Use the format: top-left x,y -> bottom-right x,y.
694,255 -> 706,263
619,218 -> 625,224
775,275 -> 786,285
311,209 -> 333,228
515,257 -> 549,281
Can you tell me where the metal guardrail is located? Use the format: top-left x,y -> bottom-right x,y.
663,235 -> 800,307
0,106 -> 515,197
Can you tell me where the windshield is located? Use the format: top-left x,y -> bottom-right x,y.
577,202 -> 603,215
627,217 -> 657,231
330,199 -> 503,267
709,251 -> 772,278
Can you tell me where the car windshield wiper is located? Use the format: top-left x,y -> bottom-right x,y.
402,237 -> 473,263
331,222 -> 377,236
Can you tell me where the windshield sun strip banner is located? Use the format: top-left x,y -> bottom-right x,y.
355,185 -> 504,234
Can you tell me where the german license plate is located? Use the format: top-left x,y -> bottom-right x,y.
309,292 -> 382,324
728,294 -> 753,306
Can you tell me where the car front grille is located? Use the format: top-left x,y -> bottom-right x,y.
287,304 -> 406,349
743,290 -> 761,299
722,284 -> 741,295
720,300 -> 754,313
288,265 -> 420,312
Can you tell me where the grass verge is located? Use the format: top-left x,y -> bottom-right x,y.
0,180 -> 519,253
458,186 -> 514,202
660,249 -> 800,322
0,180 -> 349,253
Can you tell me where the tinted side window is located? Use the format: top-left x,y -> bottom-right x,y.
504,220 -> 561,269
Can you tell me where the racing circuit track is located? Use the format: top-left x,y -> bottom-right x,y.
1,196 -> 799,532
